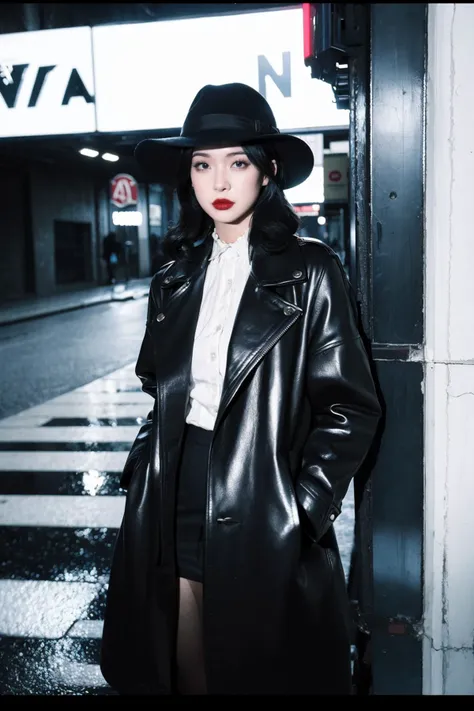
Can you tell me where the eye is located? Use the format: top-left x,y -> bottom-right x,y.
233,159 -> 249,169
192,161 -> 209,171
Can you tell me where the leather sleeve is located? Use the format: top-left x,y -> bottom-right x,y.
296,251 -> 382,542
119,286 -> 158,490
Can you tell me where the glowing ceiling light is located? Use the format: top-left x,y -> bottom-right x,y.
79,148 -> 99,158
102,152 -> 119,162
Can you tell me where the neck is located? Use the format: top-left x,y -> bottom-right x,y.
214,216 -> 252,244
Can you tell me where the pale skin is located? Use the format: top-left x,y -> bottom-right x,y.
190,145 -> 276,243
175,146 -> 275,694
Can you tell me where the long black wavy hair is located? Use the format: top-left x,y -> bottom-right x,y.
162,142 -> 300,260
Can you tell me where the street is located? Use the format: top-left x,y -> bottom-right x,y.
0,301 -> 355,695
0,298 -> 149,420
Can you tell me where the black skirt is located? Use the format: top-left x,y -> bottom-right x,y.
175,424 -> 212,583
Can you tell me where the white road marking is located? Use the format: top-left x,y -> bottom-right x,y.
0,580 -> 101,638
49,392 -> 150,405
0,452 -> 128,472
0,494 -> 125,527
67,619 -> 104,639
0,427 -> 139,442
0,404 -> 150,419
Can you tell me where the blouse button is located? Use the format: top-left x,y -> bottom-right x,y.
156,313 -> 165,322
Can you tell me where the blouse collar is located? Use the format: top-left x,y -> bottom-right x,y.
209,227 -> 250,262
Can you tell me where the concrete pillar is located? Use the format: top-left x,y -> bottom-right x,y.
137,182 -> 150,277
424,3 -> 474,695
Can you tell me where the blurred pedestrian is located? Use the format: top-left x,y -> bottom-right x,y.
100,83 -> 381,696
102,231 -> 121,284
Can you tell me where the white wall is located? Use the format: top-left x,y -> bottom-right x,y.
424,3 -> 474,695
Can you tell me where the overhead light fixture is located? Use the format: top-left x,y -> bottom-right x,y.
79,148 -> 99,158
102,152 -> 119,162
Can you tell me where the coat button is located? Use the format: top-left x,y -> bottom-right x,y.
292,270 -> 303,279
283,306 -> 295,316
163,276 -> 171,284
156,312 -> 165,322
329,513 -> 336,521
217,516 -> 235,525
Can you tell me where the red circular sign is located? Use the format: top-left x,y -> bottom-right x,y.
328,170 -> 342,183
110,173 -> 138,208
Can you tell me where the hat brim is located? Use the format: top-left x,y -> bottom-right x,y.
134,132 -> 314,190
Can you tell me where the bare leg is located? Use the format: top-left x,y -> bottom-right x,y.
176,577 -> 207,695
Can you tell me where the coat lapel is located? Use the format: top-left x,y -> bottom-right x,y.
152,238 -> 212,441
215,235 -> 306,430
152,233 -> 307,436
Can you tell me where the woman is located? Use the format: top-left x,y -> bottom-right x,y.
100,83 -> 381,696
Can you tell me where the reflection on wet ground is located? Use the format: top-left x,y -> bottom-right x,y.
0,638 -> 116,695
0,470 -> 121,496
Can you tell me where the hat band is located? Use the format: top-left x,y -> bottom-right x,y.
182,113 -> 280,139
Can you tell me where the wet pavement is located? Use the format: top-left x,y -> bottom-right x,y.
0,365 -> 139,695
0,363 -> 355,695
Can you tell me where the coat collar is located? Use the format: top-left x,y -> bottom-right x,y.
160,231 -> 307,289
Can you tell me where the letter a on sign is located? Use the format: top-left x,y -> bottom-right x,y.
110,174 -> 138,208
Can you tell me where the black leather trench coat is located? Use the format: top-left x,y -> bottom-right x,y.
100,232 -> 381,695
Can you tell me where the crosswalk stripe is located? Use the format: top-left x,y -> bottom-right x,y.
0,427 -> 139,442
49,392 -> 151,404
0,405 -> 151,420
0,451 -> 128,471
75,382 -> 141,393
0,580 -> 101,638
0,494 -> 125,528
67,620 -> 104,639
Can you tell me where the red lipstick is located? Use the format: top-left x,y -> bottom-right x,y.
212,199 -> 235,210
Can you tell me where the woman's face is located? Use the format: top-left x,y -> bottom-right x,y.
190,146 -> 269,228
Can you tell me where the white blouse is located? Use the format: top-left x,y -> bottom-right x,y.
186,228 -> 251,431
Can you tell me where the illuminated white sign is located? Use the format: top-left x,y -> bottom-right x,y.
112,211 -> 143,227
92,8 -> 348,133
0,27 -> 95,137
284,132 -> 325,204
0,8 -> 349,139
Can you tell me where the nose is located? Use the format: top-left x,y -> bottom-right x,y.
213,165 -> 230,193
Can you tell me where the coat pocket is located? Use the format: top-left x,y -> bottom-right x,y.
295,478 -> 341,544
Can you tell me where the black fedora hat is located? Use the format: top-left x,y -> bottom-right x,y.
134,83 -> 314,190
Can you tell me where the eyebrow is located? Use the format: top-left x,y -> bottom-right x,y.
192,150 -> 246,159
